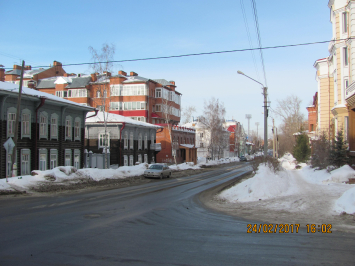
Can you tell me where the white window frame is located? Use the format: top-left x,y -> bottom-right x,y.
74,149 -> 80,169
151,133 -> 154,145
39,112 -> 48,139
50,149 -> 58,169
144,134 -> 148,149
138,133 -> 142,150
144,154 -> 148,163
124,131 -> 128,149
129,155 -> 134,166
99,132 -> 110,148
21,109 -> 31,139
65,149 -> 72,166
21,149 -> 31,175
138,154 -> 142,163
74,117 -> 81,141
155,104 -> 162,112
7,107 -> 16,138
50,113 -> 58,139
39,149 -> 47,171
155,88 -> 162,98
124,155 -> 128,166
342,12 -> 348,33
130,132 -> 134,150
65,116 -> 72,140
343,47 -> 348,66
96,91 -> 101,98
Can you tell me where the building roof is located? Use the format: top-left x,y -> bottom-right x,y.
66,76 -> 91,88
152,79 -> 174,86
36,77 -> 56,88
123,76 -> 149,83
0,81 -> 95,111
86,111 -> 161,129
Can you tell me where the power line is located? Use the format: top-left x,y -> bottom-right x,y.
251,0 -> 268,87
3,38 -> 347,70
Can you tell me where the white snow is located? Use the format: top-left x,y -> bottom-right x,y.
0,157 -> 240,193
218,153 -> 355,215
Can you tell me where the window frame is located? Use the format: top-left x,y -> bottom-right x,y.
138,154 -> 142,163
144,154 -> 148,163
74,149 -> 80,169
39,111 -> 48,139
343,46 -> 348,66
342,12 -> 348,33
50,149 -> 58,169
39,149 -> 47,171
21,109 -> 31,139
130,132 -> 134,150
124,155 -> 128,166
98,132 -> 110,148
138,133 -> 142,150
65,149 -> 72,166
7,107 -> 16,138
124,131 -> 128,149
155,88 -> 162,98
74,117 -> 81,141
65,115 -> 72,140
129,155 -> 134,166
50,113 -> 59,140
144,134 -> 148,149
21,149 -> 31,175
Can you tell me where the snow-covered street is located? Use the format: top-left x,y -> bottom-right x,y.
216,154 -> 355,232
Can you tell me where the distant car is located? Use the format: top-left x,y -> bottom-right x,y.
144,164 -> 172,179
239,156 -> 247,162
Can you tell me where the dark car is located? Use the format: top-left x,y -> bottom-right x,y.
239,156 -> 247,162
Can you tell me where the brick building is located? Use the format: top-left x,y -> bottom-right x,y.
156,125 -> 197,164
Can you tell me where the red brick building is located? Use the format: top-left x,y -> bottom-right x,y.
156,125 -> 197,164
306,92 -> 318,133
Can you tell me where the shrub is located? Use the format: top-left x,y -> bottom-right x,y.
329,130 -> 349,169
250,156 -> 282,174
311,131 -> 330,170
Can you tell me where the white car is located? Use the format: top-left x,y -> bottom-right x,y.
144,164 -> 172,179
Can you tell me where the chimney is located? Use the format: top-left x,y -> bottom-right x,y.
118,70 -> 127,76
103,71 -> 111,77
91,73 -> 97,82
169,81 -> 175,85
130,71 -> 138,76
25,65 -> 32,70
13,65 -> 22,70
0,68 -> 4,82
27,80 -> 36,89
53,61 -> 62,66
64,73 -> 68,77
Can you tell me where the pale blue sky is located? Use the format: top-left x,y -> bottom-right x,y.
0,0 -> 331,135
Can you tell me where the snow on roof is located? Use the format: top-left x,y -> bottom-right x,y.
331,104 -> 347,111
152,79 -> 174,86
85,111 -> 161,128
0,81 -> 95,110
180,144 -> 194,148
123,76 -> 149,83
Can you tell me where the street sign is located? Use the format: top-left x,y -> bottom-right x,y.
3,138 -> 15,155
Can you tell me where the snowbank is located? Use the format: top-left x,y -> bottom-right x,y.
333,186 -> 355,214
219,164 -> 299,202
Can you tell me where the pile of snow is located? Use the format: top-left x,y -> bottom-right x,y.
298,165 -> 355,184
333,187 -> 355,214
219,164 -> 298,202
278,153 -> 297,170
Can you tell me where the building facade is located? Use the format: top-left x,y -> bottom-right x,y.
0,81 -> 95,179
85,112 -> 161,166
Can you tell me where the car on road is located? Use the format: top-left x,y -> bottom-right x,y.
239,156 -> 247,162
144,164 -> 172,179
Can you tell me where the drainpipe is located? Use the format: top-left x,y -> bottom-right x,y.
119,122 -> 126,166
86,109 -> 98,119
34,97 -> 46,169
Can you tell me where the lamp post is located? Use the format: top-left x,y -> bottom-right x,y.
237,70 -> 268,158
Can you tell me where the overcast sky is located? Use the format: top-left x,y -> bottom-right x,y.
0,0 -> 331,135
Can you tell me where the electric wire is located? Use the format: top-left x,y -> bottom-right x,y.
2,38 -> 349,70
251,0 -> 268,87
240,0 -> 261,83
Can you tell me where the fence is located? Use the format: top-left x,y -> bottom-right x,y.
84,149 -> 110,169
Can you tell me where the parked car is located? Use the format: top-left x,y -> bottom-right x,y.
239,156 -> 247,162
144,164 -> 172,179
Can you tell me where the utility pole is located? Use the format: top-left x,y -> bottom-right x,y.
11,60 -> 25,177
255,122 -> 259,149
272,119 -> 275,158
263,87 -> 268,157
275,127 -> 278,158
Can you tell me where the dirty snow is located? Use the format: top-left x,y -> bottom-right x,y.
218,153 -> 355,225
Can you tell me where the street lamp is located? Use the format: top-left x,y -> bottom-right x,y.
238,71 -> 268,158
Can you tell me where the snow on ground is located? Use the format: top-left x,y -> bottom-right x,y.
0,157 -> 240,193
218,153 -> 355,231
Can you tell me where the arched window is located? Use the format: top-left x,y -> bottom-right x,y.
21,109 -> 31,139
138,133 -> 142,150
74,117 -> 81,140
50,113 -> 58,139
39,111 -> 48,139
7,107 -> 16,138
65,115 -> 72,140
130,132 -> 134,149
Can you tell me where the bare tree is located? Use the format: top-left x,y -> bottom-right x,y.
89,43 -> 115,168
181,105 -> 196,124
272,95 -> 305,156
200,98 -> 226,160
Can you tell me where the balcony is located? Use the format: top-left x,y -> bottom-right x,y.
346,81 -> 355,108
150,143 -> 161,151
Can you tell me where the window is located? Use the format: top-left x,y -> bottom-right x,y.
122,102 -> 146,110
156,105 -> 162,112
65,116 -> 72,139
39,149 -> 47,171
103,90 -> 107,98
343,12 -> 348,33
130,132 -> 134,149
151,134 -> 154,145
155,88 -> 162,98
345,79 -> 349,95
200,133 -> 203,138
129,155 -> 133,166
110,85 -> 122,96
138,134 -> 142,150
39,112 -> 48,139
21,109 -> 31,138
74,150 -> 80,169
99,133 -> 110,148
74,118 -> 81,140
67,89 -> 87,98
124,155 -> 128,166
110,102 -> 122,110
144,134 -> 148,149
50,149 -> 58,169
65,150 -> 71,166
55,91 -> 68,98
169,91 -> 173,101
344,47 -> 348,66
7,108 -> 16,137
121,84 -> 147,96
200,142 -> 204,148
51,114 -> 58,139
98,105 -> 105,112
124,132 -> 128,149
144,154 -> 148,163
21,149 -> 31,175
96,91 -> 101,98
138,154 -> 142,163
345,116 -> 349,142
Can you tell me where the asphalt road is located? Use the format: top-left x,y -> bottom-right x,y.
0,162 -> 354,266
